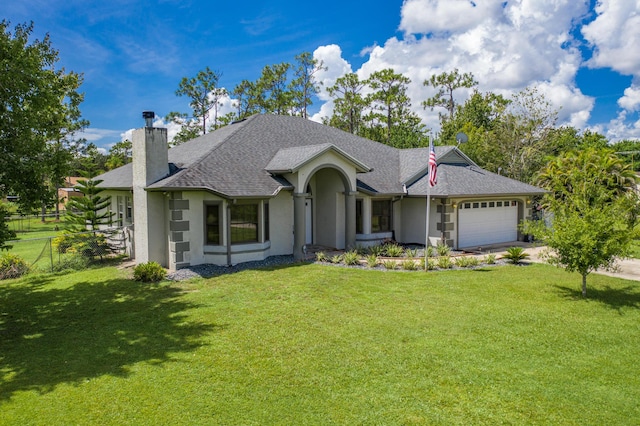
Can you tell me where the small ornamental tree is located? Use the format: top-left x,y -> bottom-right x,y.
64,179 -> 114,259
523,148 -> 640,297
65,179 -> 112,231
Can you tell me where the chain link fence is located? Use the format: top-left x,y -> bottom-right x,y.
7,213 -> 67,233
3,226 -> 133,279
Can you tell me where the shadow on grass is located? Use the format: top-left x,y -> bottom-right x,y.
0,274 -> 218,401
554,284 -> 640,311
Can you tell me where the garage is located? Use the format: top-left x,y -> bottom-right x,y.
457,200 -> 518,248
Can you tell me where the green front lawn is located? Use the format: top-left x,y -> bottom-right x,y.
1,264 -> 639,424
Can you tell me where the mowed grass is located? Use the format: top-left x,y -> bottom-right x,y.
5,219 -> 64,267
8,217 -> 62,240
1,263 -> 639,425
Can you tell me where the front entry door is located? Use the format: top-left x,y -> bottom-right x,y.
305,199 -> 313,244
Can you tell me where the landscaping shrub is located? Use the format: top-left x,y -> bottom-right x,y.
466,256 -> 480,267
52,231 -> 111,260
484,253 -> 497,264
133,261 -> 166,282
315,251 -> 328,262
52,232 -> 75,254
405,248 -> 418,258
427,258 -> 437,270
368,245 -> 384,257
401,259 -> 418,270
436,243 -> 451,256
426,246 -> 435,257
354,245 -> 368,256
503,247 -> 530,265
0,253 -> 29,280
342,250 -> 360,266
331,254 -> 343,264
51,255 -> 91,272
437,255 -> 453,269
384,243 -> 404,258
454,256 -> 480,268
366,254 -> 378,268
454,256 -> 472,268
382,259 -> 397,270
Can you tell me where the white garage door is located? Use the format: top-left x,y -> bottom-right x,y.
458,200 -> 518,248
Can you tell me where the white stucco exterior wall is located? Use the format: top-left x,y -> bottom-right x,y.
174,190 -> 295,267
269,190 -> 294,255
400,197 -> 431,245
132,126 -> 169,266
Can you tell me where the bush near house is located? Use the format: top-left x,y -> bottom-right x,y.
0,252 -> 29,280
133,262 -> 167,282
503,246 -> 530,264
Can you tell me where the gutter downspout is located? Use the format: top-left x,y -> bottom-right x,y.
226,203 -> 232,266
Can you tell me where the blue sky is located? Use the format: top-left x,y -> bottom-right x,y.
3,0 -> 640,150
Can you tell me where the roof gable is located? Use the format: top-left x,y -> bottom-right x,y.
265,143 -> 372,174
400,146 -> 475,187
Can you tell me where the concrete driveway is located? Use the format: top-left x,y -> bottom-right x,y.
488,243 -> 640,282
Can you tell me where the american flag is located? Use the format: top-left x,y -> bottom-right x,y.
428,142 -> 437,187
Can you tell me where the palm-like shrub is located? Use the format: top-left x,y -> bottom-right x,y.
366,254 -> 378,268
503,247 -> 530,265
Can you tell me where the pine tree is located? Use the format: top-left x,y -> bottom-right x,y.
63,179 -> 114,260
65,179 -> 113,231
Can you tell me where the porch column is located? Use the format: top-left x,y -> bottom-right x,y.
345,191 -> 357,250
293,193 -> 307,261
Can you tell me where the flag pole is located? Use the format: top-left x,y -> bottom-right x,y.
425,136 -> 432,271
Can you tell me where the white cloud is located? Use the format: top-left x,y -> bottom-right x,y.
313,45 -> 353,101
76,128 -> 122,143
618,84 -> 640,112
604,110 -> 640,141
582,0 -> 640,77
536,81 -> 593,129
399,0 -> 505,35
315,0 -> 595,136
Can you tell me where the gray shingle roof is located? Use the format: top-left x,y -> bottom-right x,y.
265,143 -> 371,174
95,163 -> 133,190
407,163 -> 545,197
399,146 -> 457,185
96,114 -> 543,198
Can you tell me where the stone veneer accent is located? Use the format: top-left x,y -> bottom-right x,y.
169,192 -> 190,269
436,199 -> 455,247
